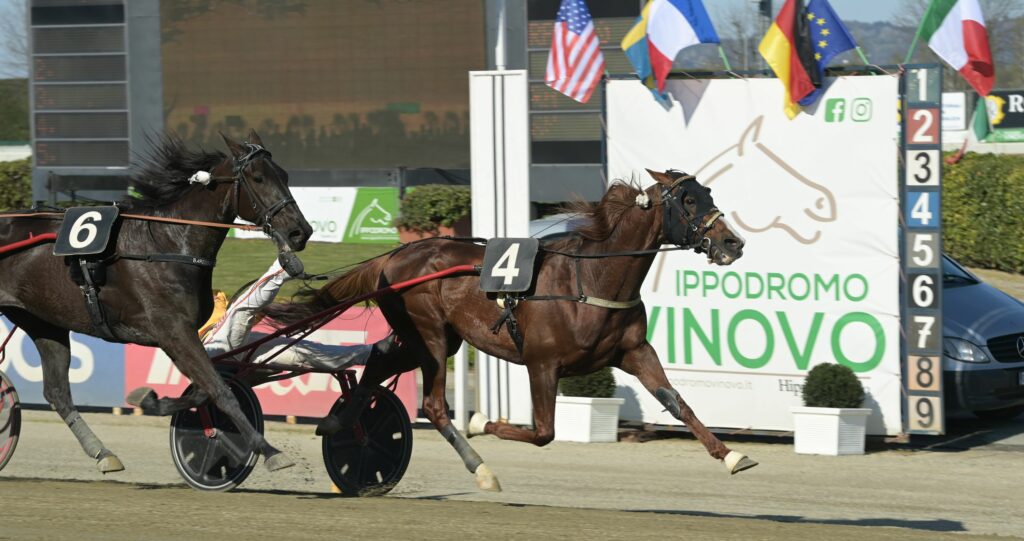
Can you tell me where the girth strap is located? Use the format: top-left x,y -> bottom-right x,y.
76,259 -> 118,341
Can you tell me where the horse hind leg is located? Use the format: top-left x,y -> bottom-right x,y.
14,314 -> 123,473
126,386 -> 209,416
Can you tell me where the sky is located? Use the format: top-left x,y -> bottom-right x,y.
0,0 -> 921,79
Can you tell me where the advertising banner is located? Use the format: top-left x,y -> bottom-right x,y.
124,307 -> 419,420
981,90 -> 1024,142
607,76 -> 902,435
941,92 -> 967,131
0,317 -> 126,408
231,187 -> 399,244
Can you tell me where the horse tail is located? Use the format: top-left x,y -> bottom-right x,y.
263,254 -> 390,326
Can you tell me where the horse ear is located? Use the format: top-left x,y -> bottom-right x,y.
220,131 -> 246,158
736,116 -> 764,156
247,128 -> 264,147
646,168 -> 674,186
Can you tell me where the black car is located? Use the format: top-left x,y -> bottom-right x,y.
942,255 -> 1024,419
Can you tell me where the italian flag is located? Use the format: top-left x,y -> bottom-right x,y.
916,0 -> 994,95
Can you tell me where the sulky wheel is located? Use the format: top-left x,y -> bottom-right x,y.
322,386 -> 413,497
0,371 -> 20,471
169,376 -> 263,491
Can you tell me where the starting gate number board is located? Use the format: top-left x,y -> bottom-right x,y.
479,238 -> 540,293
53,206 -> 120,256
902,66 -> 944,435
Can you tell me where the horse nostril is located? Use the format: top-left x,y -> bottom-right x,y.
288,228 -> 306,249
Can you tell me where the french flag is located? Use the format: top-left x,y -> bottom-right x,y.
647,0 -> 720,92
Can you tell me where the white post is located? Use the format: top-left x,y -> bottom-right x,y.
468,70 -> 533,425
453,343 -> 469,432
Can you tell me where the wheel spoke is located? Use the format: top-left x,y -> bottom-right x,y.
216,433 -> 252,464
366,412 -> 398,439
196,438 -> 219,480
366,438 -> 402,467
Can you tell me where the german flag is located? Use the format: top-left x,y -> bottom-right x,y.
758,0 -> 821,118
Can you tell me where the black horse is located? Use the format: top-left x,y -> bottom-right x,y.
0,131 -> 311,473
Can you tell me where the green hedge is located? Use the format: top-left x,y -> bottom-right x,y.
559,367 -> 617,398
395,184 -> 470,233
943,152 -> 1024,272
0,158 -> 32,210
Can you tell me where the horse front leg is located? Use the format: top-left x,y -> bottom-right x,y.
619,342 -> 758,474
156,333 -> 294,472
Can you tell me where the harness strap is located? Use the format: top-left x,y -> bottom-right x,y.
118,253 -> 216,267
76,258 -> 118,341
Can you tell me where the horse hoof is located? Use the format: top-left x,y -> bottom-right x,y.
467,412 -> 490,437
474,464 -> 502,492
264,452 -> 296,472
97,454 -> 125,474
724,451 -> 758,475
125,387 -> 158,411
315,415 -> 342,436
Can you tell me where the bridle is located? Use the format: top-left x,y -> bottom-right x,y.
224,143 -> 298,239
658,172 -> 723,253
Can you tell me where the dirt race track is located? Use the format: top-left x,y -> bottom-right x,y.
2,410 -> 1023,541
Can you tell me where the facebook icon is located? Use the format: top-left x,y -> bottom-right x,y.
825,98 -> 845,122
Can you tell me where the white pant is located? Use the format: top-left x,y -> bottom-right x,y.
203,259 -> 372,371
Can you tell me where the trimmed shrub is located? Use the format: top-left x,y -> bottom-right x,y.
0,158 -> 31,210
944,152 -> 1024,272
802,363 -> 864,408
559,367 -> 617,398
395,184 -> 471,233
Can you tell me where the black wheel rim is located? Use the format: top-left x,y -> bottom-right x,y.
0,372 -> 20,471
170,378 -> 262,491
322,388 -> 412,497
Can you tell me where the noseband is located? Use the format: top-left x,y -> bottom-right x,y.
659,174 -> 722,252
230,143 -> 297,237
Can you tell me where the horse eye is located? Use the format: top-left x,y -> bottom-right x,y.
685,197 -> 695,205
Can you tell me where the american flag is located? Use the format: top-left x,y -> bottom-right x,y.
545,0 -> 605,103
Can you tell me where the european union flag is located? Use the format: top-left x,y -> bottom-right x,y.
797,0 -> 858,107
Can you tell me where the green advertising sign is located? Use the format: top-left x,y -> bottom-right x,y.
344,187 -> 399,243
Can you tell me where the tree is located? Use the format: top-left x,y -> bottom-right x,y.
0,0 -> 28,79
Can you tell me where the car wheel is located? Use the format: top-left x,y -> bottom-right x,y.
972,405 -> 1024,421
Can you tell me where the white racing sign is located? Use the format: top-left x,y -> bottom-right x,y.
607,75 -> 902,435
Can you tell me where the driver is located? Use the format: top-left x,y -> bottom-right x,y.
202,259 -> 396,371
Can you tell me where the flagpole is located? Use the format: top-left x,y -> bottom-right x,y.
717,46 -> 733,72
854,46 -> 870,66
903,32 -> 921,64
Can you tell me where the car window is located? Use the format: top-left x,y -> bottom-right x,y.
942,255 -> 978,286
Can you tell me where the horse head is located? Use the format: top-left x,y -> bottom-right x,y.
221,130 -> 313,273
646,169 -> 745,266
695,116 -> 836,244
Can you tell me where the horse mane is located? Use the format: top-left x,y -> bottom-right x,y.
121,134 -> 227,210
544,180 -> 645,252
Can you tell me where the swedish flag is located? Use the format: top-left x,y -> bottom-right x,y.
620,1 -> 668,103
797,0 -> 857,107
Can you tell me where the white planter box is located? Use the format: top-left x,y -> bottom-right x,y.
791,407 -> 871,455
554,396 -> 625,443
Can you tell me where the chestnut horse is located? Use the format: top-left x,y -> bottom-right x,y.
271,169 -> 756,491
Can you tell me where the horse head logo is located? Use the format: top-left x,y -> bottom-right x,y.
347,198 -> 395,237
694,116 -> 837,244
